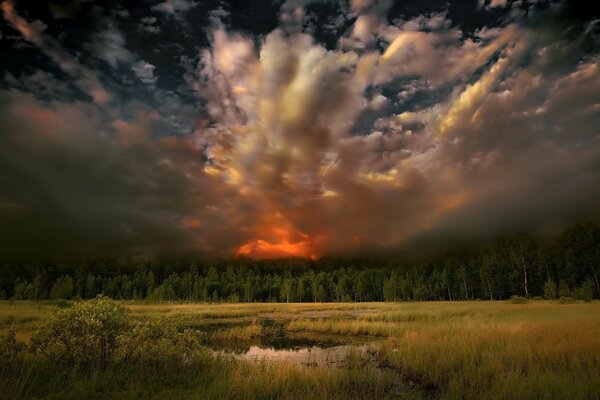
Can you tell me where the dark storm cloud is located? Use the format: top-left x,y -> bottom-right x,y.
0,0 -> 599,260
0,87 -> 251,260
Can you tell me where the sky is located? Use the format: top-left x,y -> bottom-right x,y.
0,0 -> 599,261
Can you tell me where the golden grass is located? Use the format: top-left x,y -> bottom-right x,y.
210,321 -> 263,340
188,358 -> 399,400
380,317 -> 600,400
0,302 -> 51,342
287,319 -> 401,336
3,300 -> 600,399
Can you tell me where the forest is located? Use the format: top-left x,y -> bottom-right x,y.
2,223 -> 599,303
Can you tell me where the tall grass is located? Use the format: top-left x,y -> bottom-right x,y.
210,321 -> 263,340
0,353 -> 399,400
1,300 -> 599,399
380,318 -> 600,400
287,319 -> 401,336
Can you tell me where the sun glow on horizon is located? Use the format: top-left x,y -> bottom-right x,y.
235,212 -> 321,259
237,239 -> 319,259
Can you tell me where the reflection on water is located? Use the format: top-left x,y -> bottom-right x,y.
203,321 -> 430,398
211,342 -> 432,399
203,319 -> 379,367
213,344 -> 373,367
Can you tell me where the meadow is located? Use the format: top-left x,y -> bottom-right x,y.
1,300 -> 599,399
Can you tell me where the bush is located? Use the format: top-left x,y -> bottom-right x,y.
30,296 -> 127,369
558,280 -> 572,298
558,296 -> 576,304
543,279 -> 558,300
120,320 -> 209,375
577,279 -> 594,303
509,295 -> 528,304
53,299 -> 70,308
0,329 -> 25,360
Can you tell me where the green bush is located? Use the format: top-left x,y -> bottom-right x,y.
509,295 -> 528,304
558,296 -> 576,304
0,329 -> 25,359
30,296 -> 127,369
120,320 -> 209,375
543,279 -> 558,300
577,279 -> 594,303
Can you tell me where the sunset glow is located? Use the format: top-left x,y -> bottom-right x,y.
237,239 -> 318,260
1,2 -> 599,399
0,0 -> 598,260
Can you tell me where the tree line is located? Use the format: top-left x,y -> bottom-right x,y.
1,223 -> 598,302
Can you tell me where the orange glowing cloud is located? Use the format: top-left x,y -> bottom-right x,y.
1,1 -> 40,43
236,212 -> 320,259
237,239 -> 318,259
424,193 -> 468,229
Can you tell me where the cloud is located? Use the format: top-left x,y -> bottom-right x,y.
479,0 -> 509,10
88,24 -> 134,68
191,3 -> 600,258
140,16 -> 160,33
0,88 -> 247,261
132,61 -> 158,85
1,0 -> 599,260
1,1 -> 110,104
151,0 -> 194,15
86,22 -> 160,87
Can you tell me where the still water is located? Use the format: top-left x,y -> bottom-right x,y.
212,343 -> 374,367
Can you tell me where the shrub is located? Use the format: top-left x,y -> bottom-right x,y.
53,299 -> 70,308
0,329 -> 25,359
577,279 -> 594,303
509,295 -> 528,304
543,279 -> 558,300
558,280 -> 572,298
120,320 -> 209,375
558,296 -> 576,304
30,296 -> 127,369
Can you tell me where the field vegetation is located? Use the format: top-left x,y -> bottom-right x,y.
1,299 -> 599,399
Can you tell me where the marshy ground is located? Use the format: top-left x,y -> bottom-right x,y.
1,301 -> 599,399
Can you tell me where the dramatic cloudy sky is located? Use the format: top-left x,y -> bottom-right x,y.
0,0 -> 599,261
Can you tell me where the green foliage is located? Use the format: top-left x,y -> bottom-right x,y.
509,295 -> 528,304
383,273 -> 398,302
558,280 -> 572,298
12,279 -> 33,300
49,275 -> 74,300
0,329 -> 25,359
30,297 -> 127,369
543,279 -> 558,300
577,279 -> 594,302
120,320 -> 208,376
558,296 -> 576,304
1,223 -> 599,303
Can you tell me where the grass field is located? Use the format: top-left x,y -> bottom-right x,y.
1,300 -> 599,399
